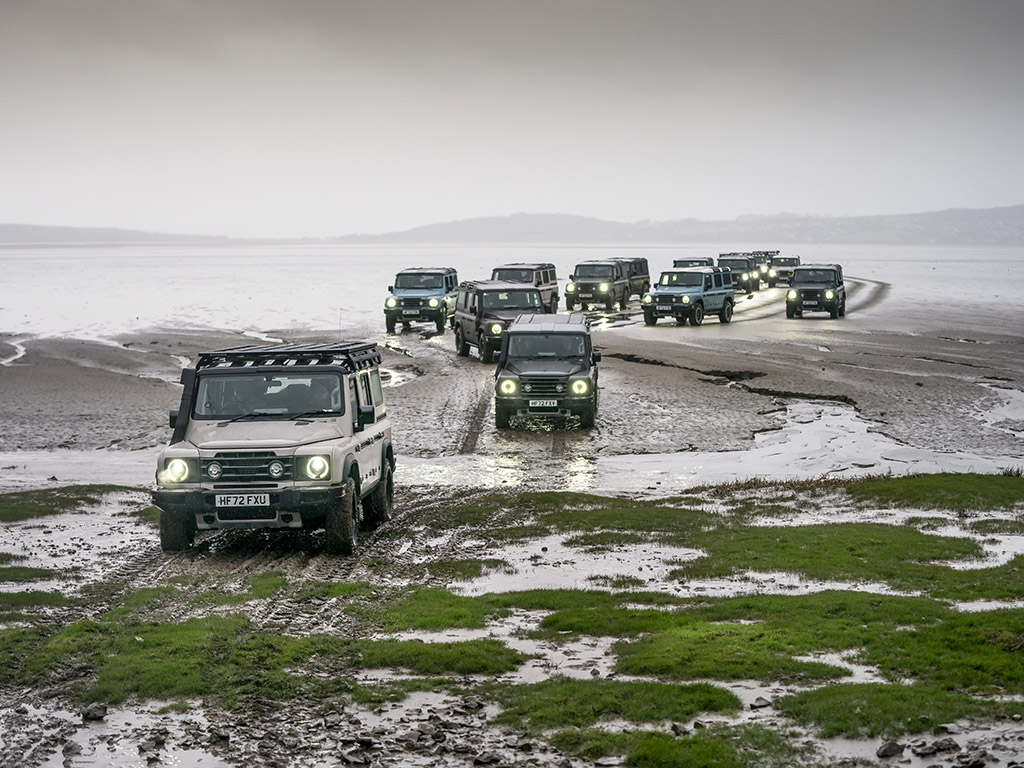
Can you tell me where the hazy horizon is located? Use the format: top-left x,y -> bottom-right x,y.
2,0 -> 1023,238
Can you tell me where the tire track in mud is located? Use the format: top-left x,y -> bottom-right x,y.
458,375 -> 494,455
846,276 -> 890,313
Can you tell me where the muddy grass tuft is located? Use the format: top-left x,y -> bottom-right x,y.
0,484 -> 137,522
488,677 -> 740,732
847,472 -> 1024,511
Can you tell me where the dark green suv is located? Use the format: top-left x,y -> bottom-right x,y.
494,314 -> 600,429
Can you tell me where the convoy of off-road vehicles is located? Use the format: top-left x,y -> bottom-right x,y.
153,249 -> 847,552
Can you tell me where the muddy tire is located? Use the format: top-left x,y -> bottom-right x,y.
479,334 -> 493,363
550,296 -> 559,314
362,461 -> 393,529
604,294 -> 614,311
839,298 -> 846,317
690,303 -> 704,326
578,405 -> 595,429
495,406 -> 511,429
786,305 -> 795,319
325,476 -> 359,555
455,326 -> 469,356
830,304 -> 839,319
565,297 -> 575,311
385,315 -> 396,334
719,300 -> 733,324
435,309 -> 447,333
159,509 -> 194,552
643,311 -> 656,326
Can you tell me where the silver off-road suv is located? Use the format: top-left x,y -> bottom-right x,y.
152,342 -> 395,555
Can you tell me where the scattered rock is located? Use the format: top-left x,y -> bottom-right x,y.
750,696 -> 772,709
876,741 -> 904,758
81,703 -> 108,721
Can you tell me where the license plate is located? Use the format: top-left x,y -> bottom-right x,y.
579,293 -> 593,298
402,309 -> 420,315
803,300 -> 818,306
529,399 -> 557,408
215,493 -> 270,507
656,305 -> 671,311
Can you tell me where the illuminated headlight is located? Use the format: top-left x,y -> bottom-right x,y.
741,272 -> 749,280
165,458 -> 191,483
760,265 -> 768,273
769,269 -> 777,277
385,297 -> 398,308
787,290 -> 797,300
566,283 -> 576,293
268,460 -> 285,479
571,380 -> 589,395
825,290 -> 834,300
681,295 -> 691,304
643,294 -> 653,304
490,323 -> 503,335
499,379 -> 517,395
428,298 -> 439,308
599,283 -> 609,293
207,462 -> 222,480
304,456 -> 330,480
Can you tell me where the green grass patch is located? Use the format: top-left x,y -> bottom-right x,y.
295,580 -> 376,601
423,558 -> 511,581
0,566 -> 56,582
0,485 -> 134,522
778,682 -> 1024,738
585,574 -> 648,589
552,729 -> 745,768
847,472 -> 1024,511
128,505 -> 160,527
0,591 -> 70,608
194,571 -> 288,606
968,518 -> 1024,536
354,638 -> 529,675
489,677 -> 740,733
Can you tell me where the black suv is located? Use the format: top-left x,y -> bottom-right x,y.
565,260 -> 631,311
384,267 -> 459,333
672,256 -> 715,269
611,256 -> 651,299
491,262 -> 559,313
786,264 -> 846,318
494,314 -> 600,429
717,253 -> 760,293
453,280 -> 546,363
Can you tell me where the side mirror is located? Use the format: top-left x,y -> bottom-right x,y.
387,285 -> 394,292
169,410 -> 178,429
358,404 -> 376,429
592,351 -> 602,362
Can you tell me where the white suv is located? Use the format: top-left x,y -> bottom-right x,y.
152,342 -> 394,555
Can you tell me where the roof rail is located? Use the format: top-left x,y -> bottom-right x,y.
195,342 -> 381,372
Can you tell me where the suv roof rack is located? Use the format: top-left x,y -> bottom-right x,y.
510,313 -> 590,329
196,342 -> 381,372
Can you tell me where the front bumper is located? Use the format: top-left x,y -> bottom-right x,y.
496,395 -> 593,418
645,300 -> 694,318
569,285 -> 614,302
386,306 -> 444,322
152,485 -> 347,530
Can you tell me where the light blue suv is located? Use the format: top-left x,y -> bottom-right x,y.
384,267 -> 459,333
642,267 -> 735,326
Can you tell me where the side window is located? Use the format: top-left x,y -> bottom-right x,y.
704,276 -> 713,291
458,289 -> 468,309
714,273 -> 723,288
358,372 -> 373,409
469,291 -> 478,312
369,369 -> 386,419
348,377 -> 359,427
724,272 -> 733,287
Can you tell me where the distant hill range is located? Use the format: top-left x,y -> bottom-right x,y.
4,205 -> 1024,245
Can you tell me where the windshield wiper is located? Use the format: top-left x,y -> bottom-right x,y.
289,409 -> 338,421
216,412 -> 266,427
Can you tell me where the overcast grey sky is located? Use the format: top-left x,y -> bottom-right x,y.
2,0 -> 1022,237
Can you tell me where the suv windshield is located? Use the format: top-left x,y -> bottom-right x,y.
508,333 -> 588,358
492,268 -> 534,283
660,271 -> 703,287
719,260 -> 749,270
674,259 -> 710,268
194,372 -> 344,418
575,264 -> 615,279
481,290 -> 542,310
792,269 -> 837,286
773,257 -> 799,266
394,273 -> 443,290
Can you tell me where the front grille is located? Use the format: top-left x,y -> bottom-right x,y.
653,296 -> 680,304
202,452 -> 294,484
795,289 -> 823,301
521,377 -> 568,395
400,298 -> 424,308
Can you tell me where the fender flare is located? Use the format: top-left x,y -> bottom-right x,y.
341,454 -> 359,496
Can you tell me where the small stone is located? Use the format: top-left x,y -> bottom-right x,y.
750,697 -> 772,710
81,703 -> 108,721
876,741 -> 905,758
